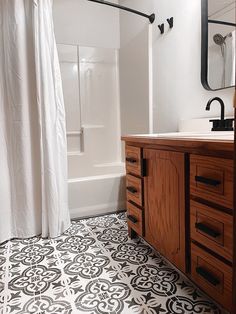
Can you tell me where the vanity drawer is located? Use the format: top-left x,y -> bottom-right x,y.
126,175 -> 143,206
127,201 -> 144,236
125,145 -> 142,176
190,155 -> 233,209
190,201 -> 233,261
191,243 -> 232,311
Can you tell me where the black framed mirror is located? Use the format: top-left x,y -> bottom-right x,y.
201,0 -> 236,91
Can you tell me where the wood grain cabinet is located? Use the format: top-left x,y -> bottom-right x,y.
191,242 -> 232,310
123,136 -> 234,313
125,145 -> 145,237
127,201 -> 144,236
190,154 -> 233,209
189,154 -> 233,312
143,149 -> 186,272
190,200 -> 233,262
125,145 -> 142,176
126,174 -> 143,207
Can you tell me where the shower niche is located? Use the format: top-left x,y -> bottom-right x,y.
201,0 -> 236,90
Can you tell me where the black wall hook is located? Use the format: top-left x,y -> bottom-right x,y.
158,23 -> 165,34
167,17 -> 174,28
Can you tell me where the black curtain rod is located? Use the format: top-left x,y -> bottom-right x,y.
87,0 -> 155,24
208,19 -> 236,27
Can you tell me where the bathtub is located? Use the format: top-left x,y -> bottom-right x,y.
59,44 -> 125,219
68,160 -> 126,219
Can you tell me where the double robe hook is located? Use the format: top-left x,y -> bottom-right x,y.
158,17 -> 174,34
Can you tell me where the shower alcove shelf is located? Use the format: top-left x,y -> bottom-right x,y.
122,133 -> 234,312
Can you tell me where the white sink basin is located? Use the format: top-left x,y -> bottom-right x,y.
133,131 -> 234,141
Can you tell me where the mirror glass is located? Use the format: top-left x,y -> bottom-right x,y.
201,0 -> 236,90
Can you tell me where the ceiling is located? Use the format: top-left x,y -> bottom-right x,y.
208,0 -> 235,17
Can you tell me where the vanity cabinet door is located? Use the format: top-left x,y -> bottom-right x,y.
144,149 -> 186,272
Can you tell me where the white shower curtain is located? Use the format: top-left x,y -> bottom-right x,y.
0,0 -> 71,243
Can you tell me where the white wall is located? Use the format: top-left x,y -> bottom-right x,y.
53,0 -> 120,49
119,2 -> 151,134
119,0 -> 235,133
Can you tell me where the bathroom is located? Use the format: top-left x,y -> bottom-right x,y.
0,0 -> 235,313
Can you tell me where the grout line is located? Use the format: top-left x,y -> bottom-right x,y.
1,213 -> 222,314
84,214 -> 213,312
2,241 -> 10,313
140,236 -> 224,312
50,238 -> 77,313
82,215 -> 153,310
31,237 -> 41,307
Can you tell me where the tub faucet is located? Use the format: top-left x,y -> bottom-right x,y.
205,97 -> 234,131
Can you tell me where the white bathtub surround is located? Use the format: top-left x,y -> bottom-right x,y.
56,45 -> 125,218
68,169 -> 126,219
0,0 -> 70,243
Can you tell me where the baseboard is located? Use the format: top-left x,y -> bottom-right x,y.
69,201 -> 126,220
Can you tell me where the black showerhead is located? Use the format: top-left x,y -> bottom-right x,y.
213,33 -> 232,46
213,33 -> 225,46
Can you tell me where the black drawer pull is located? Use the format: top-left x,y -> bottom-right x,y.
127,215 -> 138,224
195,176 -> 221,187
126,157 -> 137,163
141,158 -> 147,177
127,186 -> 138,194
196,267 -> 220,286
195,222 -> 221,238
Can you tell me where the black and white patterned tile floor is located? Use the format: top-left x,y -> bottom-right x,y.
0,212 -> 224,314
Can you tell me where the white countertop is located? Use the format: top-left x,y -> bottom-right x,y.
130,131 -> 234,141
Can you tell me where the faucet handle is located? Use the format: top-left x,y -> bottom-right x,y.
205,97 -> 233,130
209,118 -> 234,131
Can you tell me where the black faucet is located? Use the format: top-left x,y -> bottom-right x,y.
205,97 -> 234,131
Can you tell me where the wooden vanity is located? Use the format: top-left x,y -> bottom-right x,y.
122,134 -> 234,312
